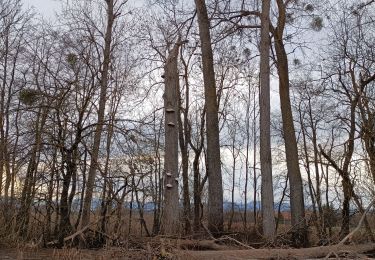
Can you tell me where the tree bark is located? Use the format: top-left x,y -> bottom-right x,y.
161,40 -> 181,235
273,0 -> 307,247
259,0 -> 276,241
243,86 -> 251,229
58,149 -> 76,246
178,52 -> 192,235
17,107 -> 47,237
194,0 -> 224,234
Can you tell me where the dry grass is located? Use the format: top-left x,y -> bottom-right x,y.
0,237 -> 181,260
1,206 -> 375,260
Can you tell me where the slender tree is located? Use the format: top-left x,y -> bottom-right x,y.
272,0 -> 307,246
259,0 -> 276,241
80,0 -> 117,241
194,0 -> 224,234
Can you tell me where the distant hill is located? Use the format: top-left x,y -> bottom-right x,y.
223,201 -> 291,212
71,198 -> 291,212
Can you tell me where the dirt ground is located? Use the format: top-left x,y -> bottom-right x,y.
177,243 -> 375,259
0,243 -> 375,260
0,248 -> 134,260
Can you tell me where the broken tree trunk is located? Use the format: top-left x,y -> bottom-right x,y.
161,39 -> 182,235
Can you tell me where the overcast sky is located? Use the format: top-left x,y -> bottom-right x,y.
22,0 -> 61,19
22,0 -> 144,18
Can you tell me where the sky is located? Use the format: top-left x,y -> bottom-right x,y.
22,0 -> 61,19
22,0 -> 144,18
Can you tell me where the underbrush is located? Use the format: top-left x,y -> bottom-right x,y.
1,208 -> 374,253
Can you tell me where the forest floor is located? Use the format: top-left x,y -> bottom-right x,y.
1,241 -> 375,259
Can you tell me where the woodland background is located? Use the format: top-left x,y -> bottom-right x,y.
0,0 -> 374,252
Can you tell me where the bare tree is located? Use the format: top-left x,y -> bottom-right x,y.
0,0 -> 32,218
259,0 -> 276,241
272,0 -> 307,246
79,0 -> 119,244
194,0 -> 224,234
161,39 -> 181,235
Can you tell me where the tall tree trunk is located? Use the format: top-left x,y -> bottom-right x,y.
79,0 -> 114,242
194,0 -> 224,234
152,112 -> 163,235
320,146 -> 332,237
10,101 -> 21,208
128,176 -> 134,236
178,53 -> 192,235
299,105 -> 320,238
253,88 -> 258,227
192,147 -> 202,232
189,108 -> 205,232
243,84 -> 251,229
0,21 -> 10,199
98,92 -> 119,244
58,149 -> 76,246
259,0 -> 275,241
228,136 -> 237,231
75,150 -> 87,230
307,96 -> 325,237
46,146 -> 57,240
274,0 -> 306,247
17,107 -> 47,237
161,40 -> 181,235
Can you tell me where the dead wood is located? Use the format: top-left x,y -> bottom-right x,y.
201,223 -> 215,240
177,243 -> 375,259
64,216 -> 105,243
201,223 -> 255,249
216,235 -> 255,249
338,199 -> 375,245
178,239 -> 228,251
47,216 -> 105,246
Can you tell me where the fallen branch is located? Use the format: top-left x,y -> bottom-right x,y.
322,199 -> 375,259
178,239 -> 226,250
65,216 -> 105,242
319,145 -> 374,240
200,223 -> 254,249
178,243 -> 375,259
216,235 -> 255,249
200,223 -> 215,240
338,199 -> 375,245
64,224 -> 90,242
47,216 -> 105,246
